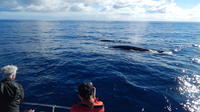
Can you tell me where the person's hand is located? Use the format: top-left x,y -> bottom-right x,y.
24,109 -> 35,112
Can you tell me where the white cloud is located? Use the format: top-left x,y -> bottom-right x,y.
0,0 -> 200,21
13,0 -> 68,12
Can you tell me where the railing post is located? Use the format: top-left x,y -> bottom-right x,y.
22,102 -> 70,111
52,105 -> 56,112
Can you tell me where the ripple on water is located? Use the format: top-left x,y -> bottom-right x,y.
177,74 -> 200,112
193,44 -> 200,48
192,58 -> 200,64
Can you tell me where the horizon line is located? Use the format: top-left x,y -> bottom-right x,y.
0,19 -> 200,23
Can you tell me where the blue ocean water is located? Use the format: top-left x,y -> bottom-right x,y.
0,20 -> 200,112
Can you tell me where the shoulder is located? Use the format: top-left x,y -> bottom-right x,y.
94,99 -> 105,112
94,99 -> 104,105
9,81 -> 21,89
7,81 -> 24,96
15,82 -> 23,89
13,82 -> 24,97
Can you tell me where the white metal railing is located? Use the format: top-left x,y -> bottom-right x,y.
22,102 -> 70,112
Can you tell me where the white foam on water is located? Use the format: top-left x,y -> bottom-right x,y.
182,69 -> 187,73
173,48 -> 183,52
103,46 -> 109,49
174,48 -> 180,52
177,74 -> 200,112
149,50 -> 173,55
193,44 -> 200,48
149,49 -> 158,54
192,58 -> 200,64
162,51 -> 173,55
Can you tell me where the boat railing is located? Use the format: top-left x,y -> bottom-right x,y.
22,102 -> 70,112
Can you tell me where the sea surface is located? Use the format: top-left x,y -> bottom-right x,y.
0,20 -> 200,112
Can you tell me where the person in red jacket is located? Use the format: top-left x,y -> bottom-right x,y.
70,82 -> 104,112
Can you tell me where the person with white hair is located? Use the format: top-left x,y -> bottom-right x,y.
0,65 -> 24,112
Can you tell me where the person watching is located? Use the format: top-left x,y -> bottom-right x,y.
70,82 -> 105,112
24,109 -> 35,112
0,65 -> 24,112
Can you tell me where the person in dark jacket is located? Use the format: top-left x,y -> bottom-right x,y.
0,65 -> 24,112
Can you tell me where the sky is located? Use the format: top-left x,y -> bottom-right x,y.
0,0 -> 200,21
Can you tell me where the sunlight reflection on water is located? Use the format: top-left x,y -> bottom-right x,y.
178,74 -> 200,112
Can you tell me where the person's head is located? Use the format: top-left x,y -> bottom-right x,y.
1,65 -> 18,80
78,82 -> 94,101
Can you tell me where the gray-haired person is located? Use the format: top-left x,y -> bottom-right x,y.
0,65 -> 24,112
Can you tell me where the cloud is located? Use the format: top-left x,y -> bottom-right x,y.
0,0 -> 173,13
0,0 -> 200,21
0,0 -> 98,12
14,0 -> 69,12
69,3 -> 93,12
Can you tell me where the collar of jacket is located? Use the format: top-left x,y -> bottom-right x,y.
2,78 -> 14,82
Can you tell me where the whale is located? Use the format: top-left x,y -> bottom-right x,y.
99,39 -> 172,55
110,45 -> 150,51
100,40 -> 117,42
109,45 -> 166,54
100,40 -> 130,43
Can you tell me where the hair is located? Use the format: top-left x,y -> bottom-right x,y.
1,65 -> 18,79
78,82 -> 94,100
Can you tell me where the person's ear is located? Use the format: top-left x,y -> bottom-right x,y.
12,74 -> 16,79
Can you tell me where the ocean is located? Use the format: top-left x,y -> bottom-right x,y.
0,20 -> 199,112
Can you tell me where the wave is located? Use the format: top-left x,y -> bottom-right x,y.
192,44 -> 200,48
173,48 -> 182,52
177,74 -> 200,112
149,50 -> 173,55
172,44 -> 199,53
102,46 -> 109,49
192,58 -> 200,64
162,51 -> 173,55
